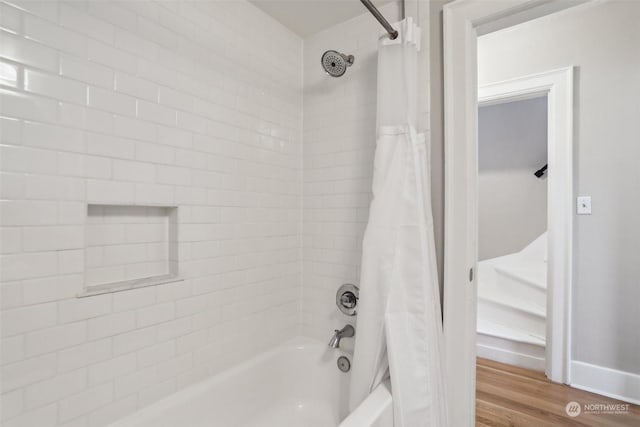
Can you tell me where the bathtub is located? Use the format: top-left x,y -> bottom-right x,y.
109,337 -> 392,427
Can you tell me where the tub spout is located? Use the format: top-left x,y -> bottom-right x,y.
328,324 -> 355,348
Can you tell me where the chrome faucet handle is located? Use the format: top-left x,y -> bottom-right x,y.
340,293 -> 357,308
336,284 -> 359,316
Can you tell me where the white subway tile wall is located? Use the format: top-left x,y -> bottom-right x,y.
300,5 -> 400,340
0,1 -> 302,426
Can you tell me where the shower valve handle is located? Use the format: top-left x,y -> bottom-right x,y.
340,292 -> 357,309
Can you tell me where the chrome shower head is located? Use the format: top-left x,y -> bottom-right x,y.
321,50 -> 355,77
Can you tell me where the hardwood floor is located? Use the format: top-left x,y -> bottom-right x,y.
476,358 -> 640,426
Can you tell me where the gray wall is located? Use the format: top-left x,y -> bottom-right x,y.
478,98 -> 548,260
429,0 -> 640,374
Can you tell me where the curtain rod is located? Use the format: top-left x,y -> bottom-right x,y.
359,0 -> 399,40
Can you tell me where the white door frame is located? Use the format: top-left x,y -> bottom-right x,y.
442,1 -> 582,425
478,68 -> 574,382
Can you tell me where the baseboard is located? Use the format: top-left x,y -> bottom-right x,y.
477,342 -> 545,371
570,361 -> 640,405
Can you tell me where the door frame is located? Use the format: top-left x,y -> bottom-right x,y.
442,1 -> 583,425
478,68 -> 574,381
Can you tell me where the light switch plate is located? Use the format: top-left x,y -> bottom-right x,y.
577,196 -> 592,215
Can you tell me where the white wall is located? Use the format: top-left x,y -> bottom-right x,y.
0,1 -> 302,426
301,3 -> 400,342
478,1 -> 640,380
301,2 -> 432,342
478,97 -> 547,260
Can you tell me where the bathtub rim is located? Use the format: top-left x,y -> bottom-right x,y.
338,380 -> 392,427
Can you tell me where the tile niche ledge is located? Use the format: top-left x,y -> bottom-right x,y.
77,274 -> 183,298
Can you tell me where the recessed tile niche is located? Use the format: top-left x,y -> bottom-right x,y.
82,204 -> 179,296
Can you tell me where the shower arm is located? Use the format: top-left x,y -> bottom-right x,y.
359,0 -> 399,40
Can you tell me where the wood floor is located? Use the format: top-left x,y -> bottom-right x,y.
476,358 -> 640,426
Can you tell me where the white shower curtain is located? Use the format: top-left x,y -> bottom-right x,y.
348,18 -> 449,427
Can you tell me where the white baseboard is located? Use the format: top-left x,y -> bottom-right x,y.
570,361 -> 640,405
477,342 -> 545,372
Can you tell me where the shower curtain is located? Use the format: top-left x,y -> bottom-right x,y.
348,18 -> 449,427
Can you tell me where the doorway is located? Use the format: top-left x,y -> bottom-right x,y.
476,95 -> 549,372
441,2 -> 579,425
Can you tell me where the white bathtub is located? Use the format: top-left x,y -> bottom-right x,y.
109,337 -> 392,427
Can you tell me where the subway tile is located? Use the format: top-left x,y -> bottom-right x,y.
0,90 -> 58,124
87,311 -> 135,340
136,340 -> 174,368
22,274 -> 83,305
85,107 -> 114,134
60,54 -> 114,89
22,225 -> 84,252
87,1 -> 137,33
0,200 -> 54,226
158,86 -> 193,112
0,281 -> 22,310
0,3 -> 22,34
87,179 -> 136,203
57,338 -> 112,373
59,3 -> 115,44
0,227 -> 21,254
157,126 -> 192,149
135,183 -> 174,205
0,31 -> 58,72
137,17 -> 177,50
135,141 -> 174,164
57,249 -> 84,274
113,326 -> 156,356
57,203 -> 86,226
25,175 -> 85,201
87,353 -> 136,387
114,115 -> 156,142
0,335 -> 24,365
24,368 -> 86,410
59,382 -> 113,423
58,294 -> 112,324
0,145 -> 57,175
0,250 -> 58,282
137,100 -> 176,125
23,121 -> 84,153
2,404 -> 57,427
156,165 -> 191,185
136,302 -> 175,328
86,132 -> 135,159
0,389 -> 23,421
87,39 -> 137,74
6,0 -> 58,22
57,101 -> 87,130
112,286 -> 156,312
24,69 -> 87,104
24,13 -> 86,56
114,72 -> 158,101
156,316 -> 191,342
113,160 -> 156,183
87,86 -> 136,116
0,172 -> 25,200
1,353 -> 57,392
25,322 -> 86,357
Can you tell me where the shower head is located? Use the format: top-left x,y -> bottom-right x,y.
321,50 -> 355,77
